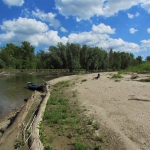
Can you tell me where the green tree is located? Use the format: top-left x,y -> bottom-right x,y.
21,41 -> 36,69
49,46 -> 63,69
113,51 -> 121,70
145,56 -> 150,61
66,43 -> 81,72
108,48 -> 114,70
135,56 -> 143,65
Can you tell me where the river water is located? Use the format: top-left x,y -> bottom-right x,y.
0,72 -> 74,120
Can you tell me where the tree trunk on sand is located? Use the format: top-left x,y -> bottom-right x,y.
29,83 -> 50,150
0,91 -> 37,146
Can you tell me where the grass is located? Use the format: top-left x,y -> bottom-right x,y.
111,73 -> 123,79
40,80 -> 106,150
120,62 -> 150,74
139,76 -> 150,82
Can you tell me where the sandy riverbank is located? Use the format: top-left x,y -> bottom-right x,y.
0,72 -> 150,150
49,72 -> 150,150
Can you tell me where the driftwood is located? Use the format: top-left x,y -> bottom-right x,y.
0,91 -> 37,146
29,83 -> 50,150
130,73 -> 138,79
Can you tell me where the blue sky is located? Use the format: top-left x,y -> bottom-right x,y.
0,0 -> 150,60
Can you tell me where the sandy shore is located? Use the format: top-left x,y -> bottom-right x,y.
49,72 -> 150,150
0,72 -> 150,150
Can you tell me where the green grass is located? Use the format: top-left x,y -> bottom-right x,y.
123,62 -> 150,73
139,76 -> 150,82
111,73 -> 123,79
75,142 -> 89,150
40,80 -> 107,150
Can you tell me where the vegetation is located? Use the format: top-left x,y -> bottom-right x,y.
124,61 -> 150,73
40,80 -> 106,150
0,41 -> 147,72
139,76 -> 150,82
111,73 -> 123,79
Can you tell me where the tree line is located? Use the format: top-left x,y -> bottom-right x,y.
0,41 -> 147,72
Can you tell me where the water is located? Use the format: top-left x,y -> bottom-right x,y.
0,72 -> 74,120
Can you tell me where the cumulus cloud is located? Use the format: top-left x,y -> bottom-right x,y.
0,17 -> 67,46
2,0 -> 24,6
92,23 -> 116,34
55,0 -> 146,20
0,17 -> 49,34
32,9 -> 61,28
67,26 -> 140,53
129,28 -> 138,34
141,39 -> 150,51
147,28 -> 150,33
141,1 -> 150,13
0,18 -> 141,53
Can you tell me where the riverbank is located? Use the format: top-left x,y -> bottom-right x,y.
47,72 -> 150,150
0,72 -> 150,149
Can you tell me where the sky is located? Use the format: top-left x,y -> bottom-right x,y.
0,0 -> 150,60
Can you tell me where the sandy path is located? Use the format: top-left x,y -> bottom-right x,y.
50,72 -> 150,150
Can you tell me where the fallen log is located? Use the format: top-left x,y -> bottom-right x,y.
0,91 -> 37,146
29,83 -> 50,150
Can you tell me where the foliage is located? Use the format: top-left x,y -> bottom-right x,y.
0,41 -> 145,72
75,142 -> 89,150
111,73 -> 123,79
14,140 -> 25,149
125,61 -> 150,73
139,76 -> 150,82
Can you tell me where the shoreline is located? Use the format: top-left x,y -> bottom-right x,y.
0,72 -> 150,149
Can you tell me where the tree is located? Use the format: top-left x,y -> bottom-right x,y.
49,46 -> 63,69
135,56 -> 143,65
146,56 -> 150,61
66,43 -> 81,72
108,48 -> 114,70
21,41 -> 36,69
113,51 -> 121,70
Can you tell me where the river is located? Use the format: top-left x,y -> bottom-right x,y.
0,72 -> 74,120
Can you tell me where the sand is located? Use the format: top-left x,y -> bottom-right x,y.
49,72 -> 150,150
0,72 -> 150,150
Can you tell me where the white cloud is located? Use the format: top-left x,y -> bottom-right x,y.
147,28 -> 150,33
0,17 -> 67,46
141,1 -> 150,13
129,28 -> 138,34
141,39 -> 150,51
60,27 -> 67,32
55,0 -> 146,19
2,0 -> 24,6
0,17 -> 48,34
92,23 -> 116,34
68,29 -> 140,53
76,17 -> 82,22
32,9 -> 61,28
127,13 -> 134,19
135,12 -> 140,17
0,17 -> 141,53
127,12 -> 139,19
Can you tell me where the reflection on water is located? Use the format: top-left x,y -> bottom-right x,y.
0,72 -> 74,120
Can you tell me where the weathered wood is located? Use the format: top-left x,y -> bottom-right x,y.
29,83 -> 50,150
0,91 -> 37,146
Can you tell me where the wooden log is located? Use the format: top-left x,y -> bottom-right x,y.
29,83 -> 50,150
0,91 -> 37,146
